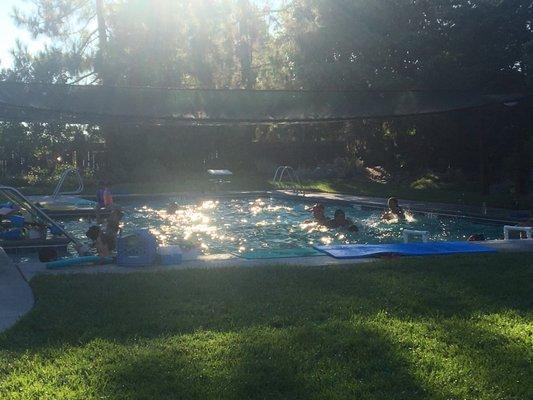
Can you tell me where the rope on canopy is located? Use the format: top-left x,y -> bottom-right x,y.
0,81 -> 529,125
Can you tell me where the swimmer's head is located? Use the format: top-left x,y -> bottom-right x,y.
311,203 -> 325,218
388,197 -> 400,212
167,203 -> 179,214
334,209 -> 345,221
86,225 -> 101,242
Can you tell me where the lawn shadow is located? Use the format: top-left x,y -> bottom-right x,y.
0,254 -> 531,352
1,256 -> 530,399
94,323 -> 437,400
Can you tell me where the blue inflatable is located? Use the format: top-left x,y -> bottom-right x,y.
0,228 -> 24,240
8,215 -> 25,227
314,241 -> 496,259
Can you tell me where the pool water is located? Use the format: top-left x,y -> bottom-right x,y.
60,196 -> 503,255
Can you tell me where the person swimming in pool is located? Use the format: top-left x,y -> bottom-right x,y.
86,208 -> 123,257
167,202 -> 179,214
327,209 -> 359,232
309,203 -> 328,225
381,197 -> 405,221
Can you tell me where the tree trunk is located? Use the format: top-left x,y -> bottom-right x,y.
479,129 -> 490,195
95,0 -> 108,84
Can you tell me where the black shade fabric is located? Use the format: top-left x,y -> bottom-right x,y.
0,81 -> 529,125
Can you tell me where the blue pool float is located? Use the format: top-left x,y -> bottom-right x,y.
8,215 -> 25,227
46,256 -> 114,269
314,241 -> 497,259
0,228 -> 24,240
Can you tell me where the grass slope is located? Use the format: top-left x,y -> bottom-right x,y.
296,179 -> 533,210
1,254 -> 532,399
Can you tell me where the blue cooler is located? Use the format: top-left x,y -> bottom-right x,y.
9,215 -> 25,227
117,229 -> 158,267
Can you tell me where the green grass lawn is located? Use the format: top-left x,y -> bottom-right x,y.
1,254 -> 532,399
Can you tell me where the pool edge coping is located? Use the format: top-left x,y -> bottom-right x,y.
16,238 -> 533,281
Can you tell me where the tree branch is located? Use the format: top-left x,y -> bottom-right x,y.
68,70 -> 96,84
76,29 -> 99,56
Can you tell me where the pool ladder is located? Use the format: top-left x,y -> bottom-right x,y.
52,168 -> 84,199
0,185 -> 84,252
273,166 -> 305,195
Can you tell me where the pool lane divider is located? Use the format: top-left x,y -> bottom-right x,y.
314,242 -> 497,259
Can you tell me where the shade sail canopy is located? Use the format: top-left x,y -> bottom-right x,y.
0,81 -> 529,125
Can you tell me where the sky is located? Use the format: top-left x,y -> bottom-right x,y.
0,0 -> 49,68
0,0 -> 280,69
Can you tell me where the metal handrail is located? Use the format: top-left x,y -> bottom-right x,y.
52,168 -> 84,198
272,165 -> 286,183
0,185 -> 83,252
272,166 -> 304,194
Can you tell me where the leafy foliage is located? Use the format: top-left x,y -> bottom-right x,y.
0,0 -> 532,195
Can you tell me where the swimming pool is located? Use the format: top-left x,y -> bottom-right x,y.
59,196 -> 504,256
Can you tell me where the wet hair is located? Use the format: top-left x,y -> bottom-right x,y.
467,233 -> 485,241
311,203 -> 325,213
38,248 -> 58,262
86,225 -> 101,241
348,224 -> 359,233
388,197 -> 399,207
167,203 -> 179,214
334,209 -> 345,218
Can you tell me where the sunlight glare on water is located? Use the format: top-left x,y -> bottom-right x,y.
61,197 -> 503,255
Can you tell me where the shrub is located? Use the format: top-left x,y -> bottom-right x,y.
410,173 -> 441,190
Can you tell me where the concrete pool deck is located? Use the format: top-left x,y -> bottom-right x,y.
13,239 -> 533,282
0,249 -> 34,332
16,253 -> 374,281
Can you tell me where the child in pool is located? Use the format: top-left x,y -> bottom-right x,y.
306,203 -> 329,225
381,197 -> 405,221
167,202 -> 179,214
95,181 -> 114,223
86,208 -> 123,256
96,181 -> 114,209
327,209 -> 359,232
